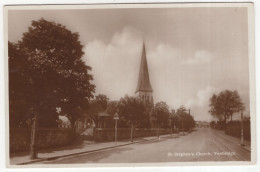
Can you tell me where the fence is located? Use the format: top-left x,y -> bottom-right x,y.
94,128 -> 177,142
10,127 -> 74,153
225,121 -> 251,141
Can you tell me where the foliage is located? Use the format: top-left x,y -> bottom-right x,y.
107,101 -> 118,116
169,111 -> 179,129
9,18 -> 95,127
117,95 -> 146,128
86,94 -> 109,126
175,106 -> 195,131
209,90 -> 244,124
139,102 -> 153,129
209,121 -> 216,128
95,94 -> 109,110
150,101 -> 170,128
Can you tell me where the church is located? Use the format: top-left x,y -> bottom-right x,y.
74,41 -> 154,132
135,42 -> 153,104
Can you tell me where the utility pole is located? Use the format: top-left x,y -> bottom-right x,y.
115,119 -> 118,144
114,112 -> 119,145
181,109 -> 190,134
241,112 -> 245,146
182,118 -> 184,134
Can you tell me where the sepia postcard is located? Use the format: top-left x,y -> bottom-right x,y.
4,3 -> 256,167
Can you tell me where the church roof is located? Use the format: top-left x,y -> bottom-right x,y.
135,42 -> 153,93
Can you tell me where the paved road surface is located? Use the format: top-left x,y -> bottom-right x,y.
39,128 -> 250,164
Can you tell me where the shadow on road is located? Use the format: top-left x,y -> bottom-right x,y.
164,135 -> 180,139
51,147 -> 134,164
190,128 -> 198,132
137,136 -> 179,145
136,138 -> 166,145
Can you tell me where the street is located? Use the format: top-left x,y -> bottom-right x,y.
37,128 -> 250,164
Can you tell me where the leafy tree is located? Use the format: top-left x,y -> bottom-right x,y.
136,101 -> 153,129
107,101 -> 118,116
210,121 -> 216,128
9,42 -> 32,127
150,101 -> 170,138
169,109 -> 178,134
86,94 -> 109,127
117,95 -> 146,142
9,18 -> 95,128
95,94 -> 109,110
209,90 -> 244,128
175,106 -> 195,132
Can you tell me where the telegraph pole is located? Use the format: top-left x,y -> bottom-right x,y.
182,118 -> 184,134
181,109 -> 190,134
241,112 -> 245,146
114,112 -> 119,145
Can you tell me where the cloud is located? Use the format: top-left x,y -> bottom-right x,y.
83,26 -> 183,104
181,50 -> 214,65
148,43 -> 179,83
83,26 -> 143,100
147,44 -> 182,108
185,86 -> 216,108
148,44 -> 179,71
183,86 -> 218,121
82,26 -> 249,122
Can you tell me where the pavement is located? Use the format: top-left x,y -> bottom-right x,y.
9,128 -> 251,165
214,129 -> 251,152
9,133 -> 176,165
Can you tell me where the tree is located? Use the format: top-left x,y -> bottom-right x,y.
9,18 -> 95,128
117,95 -> 146,142
136,101 -> 153,129
150,101 -> 170,138
86,94 -> 109,127
209,90 -> 244,128
210,121 -> 216,128
107,101 -> 118,116
169,109 -> 178,135
9,42 -> 33,127
175,106 -> 195,132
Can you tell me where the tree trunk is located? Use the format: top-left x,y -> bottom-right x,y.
30,114 -> 38,159
72,120 -> 78,137
170,126 -> 173,136
130,123 -> 134,142
70,118 -> 77,138
231,113 -> 233,121
224,113 -> 227,133
92,126 -> 96,142
157,125 -> 160,138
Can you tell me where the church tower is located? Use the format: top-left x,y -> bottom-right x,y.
135,42 -> 153,104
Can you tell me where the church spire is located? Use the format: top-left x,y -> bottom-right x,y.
135,42 -> 153,93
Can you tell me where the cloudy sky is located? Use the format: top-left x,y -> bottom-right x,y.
8,6 -> 250,121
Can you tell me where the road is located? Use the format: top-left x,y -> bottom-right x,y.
39,128 -> 250,164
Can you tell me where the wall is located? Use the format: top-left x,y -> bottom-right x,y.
94,128 -> 177,142
10,128 -> 73,153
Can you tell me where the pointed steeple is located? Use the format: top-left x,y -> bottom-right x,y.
135,42 -> 153,93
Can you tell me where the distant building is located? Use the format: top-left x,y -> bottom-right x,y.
135,42 -> 153,104
195,121 -> 209,128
